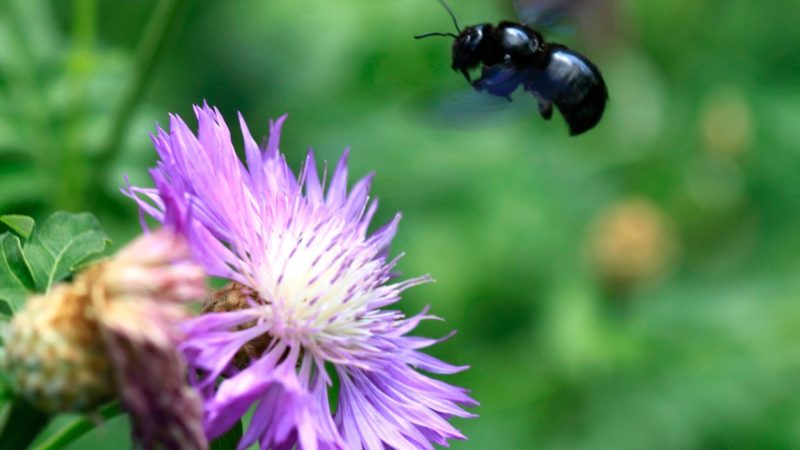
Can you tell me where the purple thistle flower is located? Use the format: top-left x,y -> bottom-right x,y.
125,104 -> 476,450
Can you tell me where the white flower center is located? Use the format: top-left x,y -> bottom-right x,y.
246,200 -> 396,363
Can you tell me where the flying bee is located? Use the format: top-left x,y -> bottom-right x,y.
415,0 -> 608,136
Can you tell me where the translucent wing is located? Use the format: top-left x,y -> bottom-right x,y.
412,86 -> 522,127
511,0 -> 614,37
511,0 -> 580,33
472,64 -> 530,100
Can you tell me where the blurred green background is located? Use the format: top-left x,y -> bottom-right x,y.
2,0 -> 800,448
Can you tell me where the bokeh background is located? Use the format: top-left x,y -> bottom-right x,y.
2,0 -> 800,448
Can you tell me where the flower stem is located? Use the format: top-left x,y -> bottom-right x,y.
29,401 -> 122,450
92,0 -> 188,196
0,400 -> 51,450
58,0 -> 97,211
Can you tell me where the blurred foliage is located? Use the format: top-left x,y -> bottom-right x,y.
1,0 -> 800,448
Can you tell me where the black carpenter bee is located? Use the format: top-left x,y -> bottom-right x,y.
415,0 -> 608,136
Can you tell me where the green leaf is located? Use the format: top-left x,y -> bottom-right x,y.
210,420 -> 243,450
29,401 -> 122,450
22,212 -> 110,292
0,212 -> 109,314
0,400 -> 51,450
2,233 -> 34,291
0,232 -> 33,313
0,301 -> 12,318
0,215 -> 34,240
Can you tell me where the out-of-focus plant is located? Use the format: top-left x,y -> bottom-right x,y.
0,0 -> 187,216
586,197 -> 676,294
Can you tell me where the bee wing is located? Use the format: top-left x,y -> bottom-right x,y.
514,0 -> 616,34
472,64 -> 530,100
511,0 -> 578,32
413,64 -> 551,128
412,86 -> 519,127
411,65 -> 541,127
475,63 -> 558,121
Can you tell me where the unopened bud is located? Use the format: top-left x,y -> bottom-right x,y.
5,286 -> 114,412
587,198 -> 676,293
2,230 -> 208,449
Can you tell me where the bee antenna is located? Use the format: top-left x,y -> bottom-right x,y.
414,32 -> 458,39
436,0 -> 462,33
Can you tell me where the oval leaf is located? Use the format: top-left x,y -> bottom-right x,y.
22,211 -> 110,292
0,232 -> 33,314
0,215 -> 34,240
0,400 -> 50,450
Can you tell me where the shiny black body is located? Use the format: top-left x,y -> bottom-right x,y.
450,21 -> 607,136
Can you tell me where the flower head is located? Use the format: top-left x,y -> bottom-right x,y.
586,197 -> 675,292
126,104 -> 476,449
4,229 -> 207,450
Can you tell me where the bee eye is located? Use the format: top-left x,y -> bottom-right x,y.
464,28 -> 483,49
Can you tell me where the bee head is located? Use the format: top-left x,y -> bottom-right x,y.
451,24 -> 492,82
413,0 -> 488,83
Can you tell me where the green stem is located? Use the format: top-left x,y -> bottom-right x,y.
30,401 -> 122,450
0,0 -> 60,210
92,0 -> 189,194
58,0 -> 97,211
73,0 -> 96,47
0,400 -> 51,450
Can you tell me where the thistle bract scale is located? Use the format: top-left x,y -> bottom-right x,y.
5,286 -> 115,412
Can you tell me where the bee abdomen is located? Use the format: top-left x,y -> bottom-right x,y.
525,47 -> 608,135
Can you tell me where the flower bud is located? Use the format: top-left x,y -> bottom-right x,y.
2,230 -> 208,449
587,198 -> 676,293
5,286 -> 114,412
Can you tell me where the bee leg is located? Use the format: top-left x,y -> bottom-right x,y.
538,99 -> 553,120
460,68 -> 472,84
